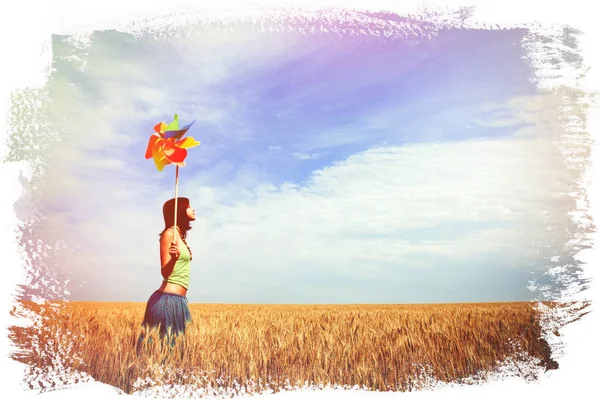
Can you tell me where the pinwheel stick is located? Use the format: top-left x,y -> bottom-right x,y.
144,114 -> 200,244
173,165 -> 180,243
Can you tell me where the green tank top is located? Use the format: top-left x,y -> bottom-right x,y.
164,241 -> 191,289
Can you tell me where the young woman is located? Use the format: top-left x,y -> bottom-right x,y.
137,197 -> 196,349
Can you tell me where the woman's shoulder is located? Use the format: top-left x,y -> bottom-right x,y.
159,227 -> 176,240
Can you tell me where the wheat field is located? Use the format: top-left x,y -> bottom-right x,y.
9,300 -> 557,395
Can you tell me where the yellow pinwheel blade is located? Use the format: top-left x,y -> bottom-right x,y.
177,137 -> 201,149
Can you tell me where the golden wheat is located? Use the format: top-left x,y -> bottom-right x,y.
10,301 -> 556,394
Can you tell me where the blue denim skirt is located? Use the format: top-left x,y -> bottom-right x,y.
136,290 -> 191,350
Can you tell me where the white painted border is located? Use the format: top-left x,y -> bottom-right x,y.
1,0 -> 598,399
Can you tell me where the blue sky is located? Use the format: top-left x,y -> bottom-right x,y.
35,23 -> 576,303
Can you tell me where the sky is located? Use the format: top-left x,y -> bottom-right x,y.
17,21 -> 580,303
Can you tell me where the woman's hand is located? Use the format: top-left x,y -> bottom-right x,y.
169,241 -> 180,260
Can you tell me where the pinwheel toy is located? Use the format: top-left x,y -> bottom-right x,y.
145,114 -> 200,240
145,113 -> 200,171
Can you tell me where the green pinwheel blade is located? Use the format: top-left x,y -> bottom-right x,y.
165,114 -> 179,131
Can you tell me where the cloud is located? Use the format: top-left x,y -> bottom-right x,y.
473,92 -> 561,135
291,151 -> 327,160
40,131 -> 573,302
165,135 -> 574,301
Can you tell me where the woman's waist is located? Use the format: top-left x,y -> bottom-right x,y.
158,281 -> 188,296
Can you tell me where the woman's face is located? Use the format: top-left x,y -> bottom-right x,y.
186,205 -> 196,221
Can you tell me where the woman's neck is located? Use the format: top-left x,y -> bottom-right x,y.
174,225 -> 188,239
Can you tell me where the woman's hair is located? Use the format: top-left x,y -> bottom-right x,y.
160,197 -> 193,240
